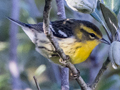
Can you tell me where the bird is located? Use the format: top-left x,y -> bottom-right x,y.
8,17 -> 110,65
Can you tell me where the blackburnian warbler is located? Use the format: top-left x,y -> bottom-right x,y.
8,18 -> 109,65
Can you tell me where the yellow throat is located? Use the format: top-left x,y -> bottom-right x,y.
59,39 -> 100,64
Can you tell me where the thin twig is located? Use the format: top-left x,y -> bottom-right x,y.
33,76 -> 41,90
93,7 -> 112,42
42,0 -> 88,90
90,57 -> 110,89
76,76 -> 91,90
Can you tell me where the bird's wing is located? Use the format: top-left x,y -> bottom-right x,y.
8,17 -> 75,38
7,17 -> 32,28
8,17 -> 43,32
51,19 -> 75,38
31,19 -> 75,38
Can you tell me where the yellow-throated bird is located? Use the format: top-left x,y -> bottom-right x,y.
8,18 -> 109,65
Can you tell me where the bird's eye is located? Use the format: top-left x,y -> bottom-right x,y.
89,33 -> 96,39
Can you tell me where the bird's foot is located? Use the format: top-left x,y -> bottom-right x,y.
59,55 -> 70,66
59,58 -> 67,66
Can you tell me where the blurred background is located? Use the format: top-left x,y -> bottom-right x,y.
0,0 -> 120,90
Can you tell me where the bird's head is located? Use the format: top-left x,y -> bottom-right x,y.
73,20 -> 110,46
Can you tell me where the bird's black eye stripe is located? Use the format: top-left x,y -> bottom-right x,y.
80,29 -> 96,39
89,33 -> 96,37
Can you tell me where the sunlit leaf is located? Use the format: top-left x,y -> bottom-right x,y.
109,41 -> 120,69
103,0 -> 120,15
65,0 -> 98,14
35,65 -> 46,76
100,3 -> 118,37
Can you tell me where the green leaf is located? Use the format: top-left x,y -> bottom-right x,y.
99,75 -> 119,90
100,3 -> 118,38
103,0 -> 120,15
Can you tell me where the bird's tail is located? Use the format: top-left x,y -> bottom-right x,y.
7,17 -> 31,28
7,17 -> 35,43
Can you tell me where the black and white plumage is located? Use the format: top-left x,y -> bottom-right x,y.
9,18 -> 75,38
8,17 -> 101,39
8,18 -> 80,60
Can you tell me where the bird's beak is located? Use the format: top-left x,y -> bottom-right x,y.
100,38 -> 110,45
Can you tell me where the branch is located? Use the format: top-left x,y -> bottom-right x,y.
33,76 -> 41,90
43,0 -> 89,90
56,0 -> 66,19
90,57 -> 110,89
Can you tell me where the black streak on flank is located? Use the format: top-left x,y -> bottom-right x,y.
38,46 -> 53,52
39,40 -> 49,44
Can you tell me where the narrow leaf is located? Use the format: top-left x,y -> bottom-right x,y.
100,3 -> 118,38
104,0 -> 120,15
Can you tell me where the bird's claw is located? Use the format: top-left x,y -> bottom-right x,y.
59,55 -> 70,66
59,58 -> 67,66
